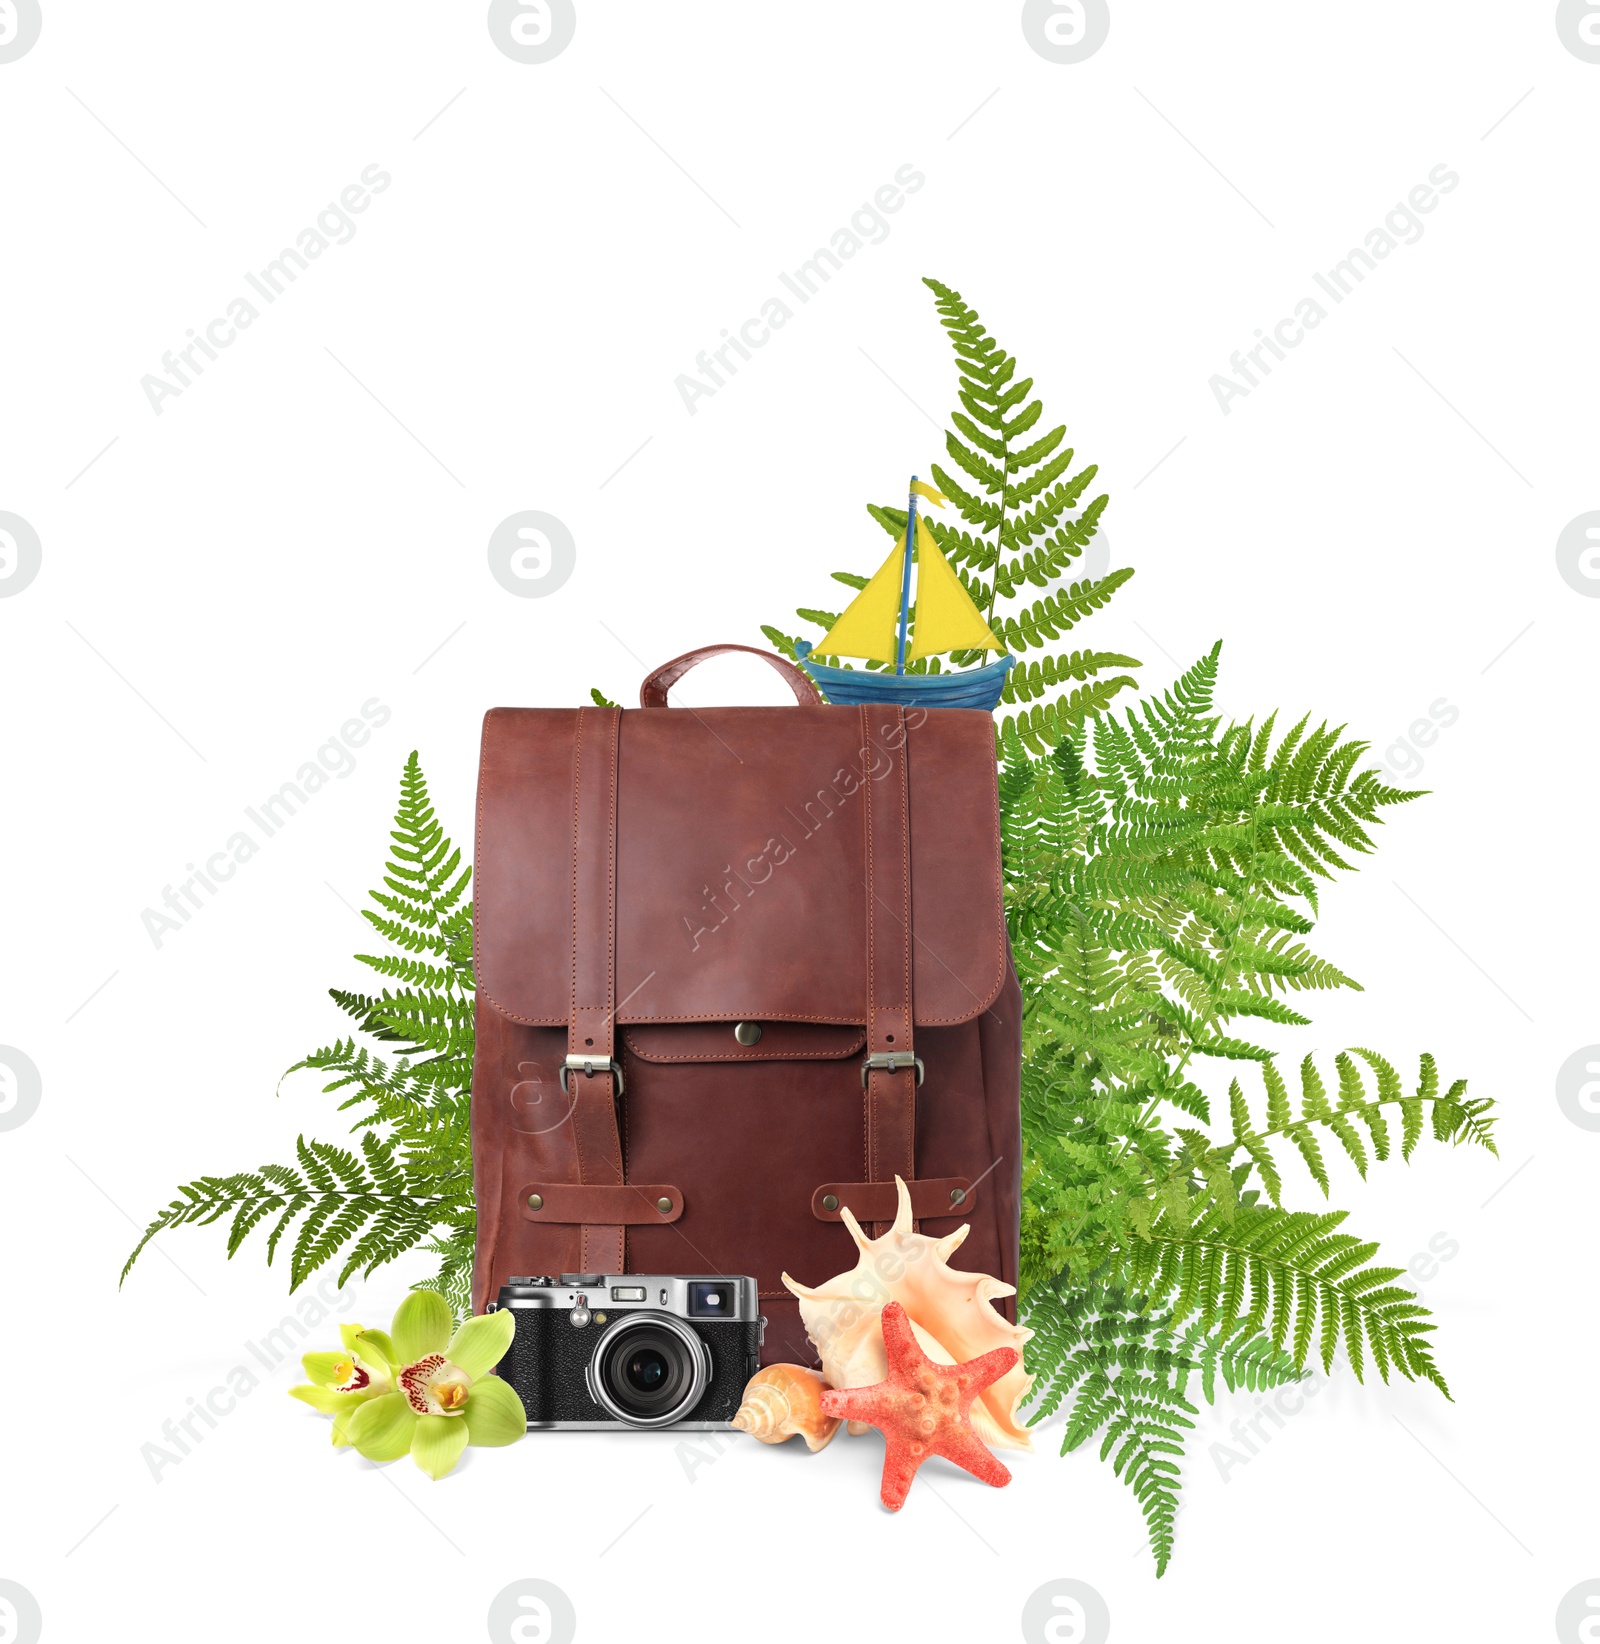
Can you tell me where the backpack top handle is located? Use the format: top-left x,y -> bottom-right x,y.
639,644 -> 823,708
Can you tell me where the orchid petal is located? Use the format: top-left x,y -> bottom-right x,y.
390,1291 -> 452,1364
462,1374 -> 526,1449
446,1311 -> 516,1380
301,1351 -> 356,1388
288,1383 -> 368,1417
411,1413 -> 471,1480
349,1326 -> 396,1374
346,1392 -> 417,1463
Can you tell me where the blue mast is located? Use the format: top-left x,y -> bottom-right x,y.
895,476 -> 918,675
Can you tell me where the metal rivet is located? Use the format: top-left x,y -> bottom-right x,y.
950,1187 -> 966,1205
734,1021 -> 763,1046
527,1193 -> 543,1211
656,1196 -> 673,1214
822,1194 -> 839,1211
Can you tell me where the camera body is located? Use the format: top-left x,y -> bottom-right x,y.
491,1275 -> 763,1430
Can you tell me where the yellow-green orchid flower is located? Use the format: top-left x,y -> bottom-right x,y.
288,1322 -> 394,1445
291,1292 -> 524,1478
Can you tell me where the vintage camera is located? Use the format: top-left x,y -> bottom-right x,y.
490,1275 -> 763,1430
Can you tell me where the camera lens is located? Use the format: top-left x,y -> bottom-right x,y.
626,1349 -> 668,1392
589,1314 -> 710,1428
602,1329 -> 689,1416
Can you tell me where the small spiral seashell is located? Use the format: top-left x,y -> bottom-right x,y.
729,1363 -> 841,1451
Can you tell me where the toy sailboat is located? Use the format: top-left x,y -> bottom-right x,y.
793,477 -> 1015,710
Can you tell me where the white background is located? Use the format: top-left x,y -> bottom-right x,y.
2,3 -> 1596,1640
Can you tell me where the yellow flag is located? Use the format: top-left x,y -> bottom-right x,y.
907,517 -> 1004,658
815,541 -> 906,663
909,480 -> 949,507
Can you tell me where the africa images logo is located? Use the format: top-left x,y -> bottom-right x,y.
487,0 -> 576,63
0,0 -> 43,64
0,512 -> 42,597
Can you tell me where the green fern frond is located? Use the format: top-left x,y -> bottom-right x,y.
361,752 -> 472,960
1007,649 -> 1144,705
281,1039 -> 437,1104
1121,1204 -> 1449,1395
125,756 -> 478,1303
120,1131 -> 459,1292
408,1226 -> 477,1324
353,953 -> 463,991
1175,1322 -> 1304,1404
1006,638 -> 1491,1567
994,571 -> 1135,654
1023,1281 -> 1195,1575
1213,1051 -> 1495,1204
771,278 -> 1136,741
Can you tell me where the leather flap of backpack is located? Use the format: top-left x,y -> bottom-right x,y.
473,704 -> 1007,1028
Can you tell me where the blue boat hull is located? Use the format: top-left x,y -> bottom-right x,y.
793,646 -> 1014,711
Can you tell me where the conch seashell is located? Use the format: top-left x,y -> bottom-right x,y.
730,1363 -> 840,1451
782,1176 -> 1033,1452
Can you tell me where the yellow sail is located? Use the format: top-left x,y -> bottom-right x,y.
907,517 -> 1004,658
814,540 -> 905,663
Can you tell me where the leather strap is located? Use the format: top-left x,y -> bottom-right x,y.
812,1177 -> 972,1224
523,1183 -> 683,1225
568,705 -> 626,1274
639,644 -> 822,708
861,703 -> 917,1236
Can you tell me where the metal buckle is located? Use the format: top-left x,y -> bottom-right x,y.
560,1055 -> 626,1096
860,1052 -> 924,1088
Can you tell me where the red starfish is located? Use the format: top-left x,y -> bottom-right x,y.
819,1301 -> 1019,1511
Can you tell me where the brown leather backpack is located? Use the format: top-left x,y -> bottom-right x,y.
470,644 -> 1021,1367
